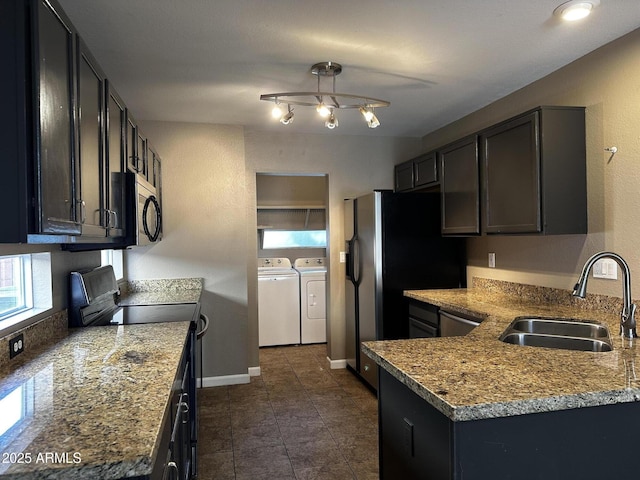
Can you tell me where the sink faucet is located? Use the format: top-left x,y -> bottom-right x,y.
572,251 -> 637,338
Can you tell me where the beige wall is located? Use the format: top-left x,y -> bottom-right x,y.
245,130 -> 421,366
126,121 -> 248,377
422,28 -> 640,299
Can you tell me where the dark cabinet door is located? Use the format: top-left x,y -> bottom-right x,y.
76,38 -> 106,236
137,130 -> 148,180
34,0 -> 79,234
394,161 -> 414,192
126,112 -> 141,174
414,152 -> 438,187
439,136 -> 480,235
148,143 -> 162,191
482,111 -> 541,234
106,81 -> 126,236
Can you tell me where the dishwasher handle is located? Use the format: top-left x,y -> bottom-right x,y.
439,310 -> 482,337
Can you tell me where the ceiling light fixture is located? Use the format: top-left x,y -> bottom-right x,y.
553,0 -> 599,21
260,61 -> 390,130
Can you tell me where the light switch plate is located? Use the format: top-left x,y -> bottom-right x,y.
593,258 -> 618,280
339,251 -> 346,263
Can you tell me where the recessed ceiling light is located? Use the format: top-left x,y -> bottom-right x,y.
553,0 -> 600,21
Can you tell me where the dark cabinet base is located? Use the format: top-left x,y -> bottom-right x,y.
379,368 -> 640,480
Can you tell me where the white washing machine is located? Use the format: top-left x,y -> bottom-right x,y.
294,258 -> 327,344
258,258 -> 301,347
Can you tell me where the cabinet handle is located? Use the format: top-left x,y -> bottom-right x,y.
108,209 -> 118,229
166,461 -> 178,480
180,393 -> 190,423
129,155 -> 141,172
77,200 -> 86,224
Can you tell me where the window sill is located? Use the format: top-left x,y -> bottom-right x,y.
0,308 -> 51,338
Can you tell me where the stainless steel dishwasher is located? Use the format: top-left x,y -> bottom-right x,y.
439,309 -> 482,337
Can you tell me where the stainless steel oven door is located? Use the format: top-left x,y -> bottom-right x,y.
136,179 -> 162,245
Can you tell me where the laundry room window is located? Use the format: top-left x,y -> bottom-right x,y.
262,230 -> 327,249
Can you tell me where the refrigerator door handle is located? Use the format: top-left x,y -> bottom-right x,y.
346,237 -> 355,281
352,236 -> 362,286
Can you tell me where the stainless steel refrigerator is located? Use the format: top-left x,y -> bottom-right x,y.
345,190 -> 466,391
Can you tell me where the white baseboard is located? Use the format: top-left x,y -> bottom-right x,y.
199,373 -> 250,388
327,357 -> 347,369
248,366 -> 261,377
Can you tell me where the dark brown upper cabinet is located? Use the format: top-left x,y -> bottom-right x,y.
33,0 -> 80,235
105,81 -> 127,237
126,112 -> 141,174
439,135 -> 480,236
0,0 -> 161,246
481,106 -> 586,235
77,37 -> 107,237
414,152 -> 438,188
137,129 -> 148,179
394,152 -> 439,192
394,161 -> 414,192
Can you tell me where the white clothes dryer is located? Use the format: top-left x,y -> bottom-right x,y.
258,258 -> 300,346
294,258 -> 327,344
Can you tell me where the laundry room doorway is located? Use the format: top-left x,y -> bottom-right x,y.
255,173 -> 329,348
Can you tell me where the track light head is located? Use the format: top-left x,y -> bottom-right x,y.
325,110 -> 338,129
280,105 -> 294,125
360,106 -> 380,128
316,101 -> 331,118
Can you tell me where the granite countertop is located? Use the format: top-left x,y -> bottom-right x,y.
118,278 -> 203,306
118,290 -> 201,306
362,281 -> 640,422
0,321 -> 191,479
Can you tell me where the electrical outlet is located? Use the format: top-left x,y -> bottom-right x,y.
593,258 -> 618,280
9,333 -> 24,359
488,252 -> 496,268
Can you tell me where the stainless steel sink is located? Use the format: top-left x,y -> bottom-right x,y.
509,318 -> 609,338
499,317 -> 613,352
501,332 -> 613,352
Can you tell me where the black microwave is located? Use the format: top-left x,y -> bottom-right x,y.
127,173 -> 162,245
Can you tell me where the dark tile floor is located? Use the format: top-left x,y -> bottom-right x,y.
197,344 -> 379,479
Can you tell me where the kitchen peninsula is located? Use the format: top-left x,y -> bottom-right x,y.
363,278 -> 640,479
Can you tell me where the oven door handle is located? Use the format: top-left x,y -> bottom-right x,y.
197,313 -> 210,339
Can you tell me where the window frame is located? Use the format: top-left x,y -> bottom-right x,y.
0,255 -> 34,321
261,229 -> 327,250
0,252 -> 52,337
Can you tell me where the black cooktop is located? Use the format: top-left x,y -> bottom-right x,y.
90,303 -> 199,326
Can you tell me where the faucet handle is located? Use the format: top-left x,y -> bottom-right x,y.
622,303 -> 638,338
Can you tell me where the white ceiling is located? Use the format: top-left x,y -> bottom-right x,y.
58,0 -> 640,138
